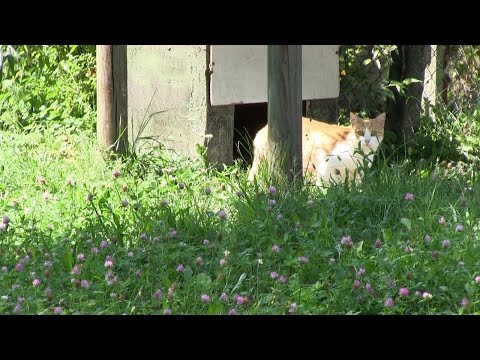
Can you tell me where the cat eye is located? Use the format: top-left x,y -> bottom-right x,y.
371,131 -> 377,136
356,130 -> 364,136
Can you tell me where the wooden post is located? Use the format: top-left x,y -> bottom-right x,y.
97,45 -> 116,152
267,45 -> 302,182
112,45 -> 128,154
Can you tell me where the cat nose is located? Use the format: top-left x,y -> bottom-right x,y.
365,138 -> 371,145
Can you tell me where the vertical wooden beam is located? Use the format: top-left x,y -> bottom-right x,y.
113,45 -> 128,154
267,45 -> 302,182
97,45 -> 116,152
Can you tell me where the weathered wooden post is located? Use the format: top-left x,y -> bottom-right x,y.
97,45 -> 116,152
267,45 -> 302,182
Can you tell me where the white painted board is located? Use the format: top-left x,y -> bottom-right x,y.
210,45 -> 339,106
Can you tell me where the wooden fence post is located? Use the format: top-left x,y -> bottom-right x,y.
97,45 -> 116,152
267,45 -> 302,182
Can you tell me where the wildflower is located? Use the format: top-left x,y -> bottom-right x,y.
353,280 -> 361,289
196,257 -> 204,266
100,240 -> 109,248
121,199 -> 128,207
0,223 -> 6,231
178,181 -> 185,189
43,191 -> 50,201
272,244 -> 280,253
127,251 -> 133,257
32,278 -> 40,286
404,245 -> 413,254
268,186 -> 276,195
236,191 -> 243,197
110,292 -> 117,299
475,275 -> 480,284
135,269 -> 142,278
329,258 -> 336,264
220,258 -> 227,267
217,209 -> 227,220
298,256 -> 309,264
422,292 -> 433,299
154,289 -> 162,300
384,297 -> 395,308
398,287 -> 409,297
163,308 -> 172,315
203,239 -> 209,245
2,215 -> 9,224
278,275 -> 288,284
228,308 -> 237,315
424,234 -> 432,244
37,175 -> 46,185
200,294 -> 210,303
13,303 -> 22,314
91,247 -> 98,254
139,233 -> 147,241
104,258 -> 113,268
270,271 -> 279,279
357,267 -> 366,276
66,177 -> 75,186
236,296 -> 244,305
15,262 -> 23,272
71,264 -> 82,275
404,192 -> 414,201
219,293 -> 228,302
86,239 -> 93,245
112,170 -> 121,179
341,235 -> 353,249
289,303 -> 298,314
365,283 -> 373,294
1,266 -> 7,272
441,239 -> 451,248
267,199 -> 276,207
438,216 -> 446,225
460,297 -> 469,308
170,229 -> 177,238
81,280 -> 89,289
455,224 -> 465,232
205,186 -> 211,195
77,253 -> 86,261
224,250 -> 230,257
276,213 -> 284,220
176,264 -> 185,273
415,290 -> 422,297
54,307 -> 62,315
161,199 -> 168,207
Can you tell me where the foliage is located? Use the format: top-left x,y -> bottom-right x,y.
0,45 -> 96,134
2,127 -> 480,315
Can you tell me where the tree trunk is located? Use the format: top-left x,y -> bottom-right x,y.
386,45 -> 428,143
267,45 -> 302,182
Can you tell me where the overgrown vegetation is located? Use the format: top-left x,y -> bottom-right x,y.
1,45 -> 480,315
0,45 -> 96,134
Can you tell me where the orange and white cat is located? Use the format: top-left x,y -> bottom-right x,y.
248,112 -> 386,184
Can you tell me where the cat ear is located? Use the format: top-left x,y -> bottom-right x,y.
350,112 -> 359,123
375,113 -> 386,126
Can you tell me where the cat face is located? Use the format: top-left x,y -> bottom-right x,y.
350,112 -> 386,154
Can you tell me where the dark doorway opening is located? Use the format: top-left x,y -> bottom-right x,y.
233,102 -> 307,164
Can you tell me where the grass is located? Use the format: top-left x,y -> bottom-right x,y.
1,127 -> 480,315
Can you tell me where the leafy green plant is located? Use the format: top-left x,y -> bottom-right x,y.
0,45 -> 96,134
